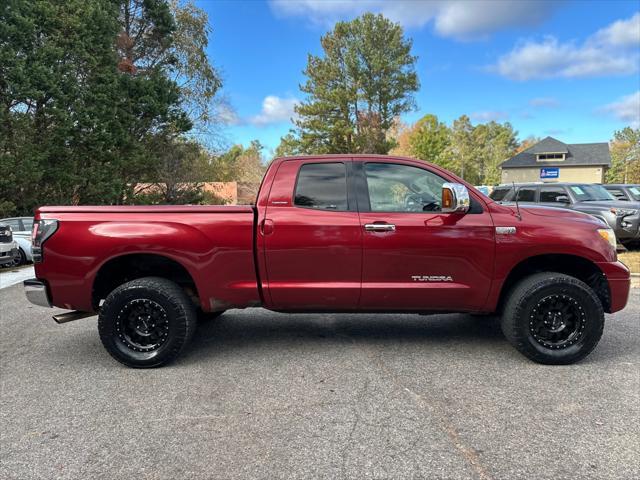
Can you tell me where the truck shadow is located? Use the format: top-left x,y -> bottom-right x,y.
184,310 -> 507,363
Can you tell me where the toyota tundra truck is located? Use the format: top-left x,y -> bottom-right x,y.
24,155 -> 631,367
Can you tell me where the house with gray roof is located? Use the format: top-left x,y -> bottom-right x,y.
500,136 -> 611,184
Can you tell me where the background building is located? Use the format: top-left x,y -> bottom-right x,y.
500,137 -> 610,184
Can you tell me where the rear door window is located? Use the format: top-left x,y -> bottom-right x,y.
628,187 -> 640,201
606,188 -> 627,201
294,163 -> 348,211
21,218 -> 33,232
490,187 -> 511,201
3,219 -> 21,231
515,187 -> 537,202
540,186 -> 570,204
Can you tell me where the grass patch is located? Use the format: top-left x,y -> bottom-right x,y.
619,250 -> 640,274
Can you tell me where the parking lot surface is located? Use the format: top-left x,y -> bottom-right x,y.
1,283 -> 638,480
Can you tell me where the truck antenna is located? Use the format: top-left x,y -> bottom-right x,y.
512,182 -> 522,221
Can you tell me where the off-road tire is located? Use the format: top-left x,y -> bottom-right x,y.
501,272 -> 604,365
98,277 -> 197,368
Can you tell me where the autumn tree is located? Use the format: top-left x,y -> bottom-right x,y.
288,13 -> 418,155
387,113 -> 518,185
607,127 -> 640,183
211,141 -> 266,184
515,135 -> 541,154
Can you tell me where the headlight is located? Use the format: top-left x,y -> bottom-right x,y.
610,208 -> 638,217
597,228 -> 617,250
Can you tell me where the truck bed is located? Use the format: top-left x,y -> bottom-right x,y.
35,204 -> 260,312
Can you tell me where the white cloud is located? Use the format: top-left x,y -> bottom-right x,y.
593,12 -> 640,47
432,1 -> 559,40
269,0 -> 561,40
490,13 -> 640,80
250,95 -> 299,126
602,91 -> 640,128
529,97 -> 559,108
470,110 -> 509,122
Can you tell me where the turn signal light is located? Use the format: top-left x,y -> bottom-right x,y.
442,188 -> 454,210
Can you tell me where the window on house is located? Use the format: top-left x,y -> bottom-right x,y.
537,153 -> 565,160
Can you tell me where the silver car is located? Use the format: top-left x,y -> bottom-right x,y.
0,223 -> 19,267
0,217 -> 34,265
490,183 -> 640,247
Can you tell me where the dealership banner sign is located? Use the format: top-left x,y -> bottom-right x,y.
540,167 -> 559,179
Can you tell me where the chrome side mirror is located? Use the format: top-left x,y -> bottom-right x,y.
441,183 -> 470,213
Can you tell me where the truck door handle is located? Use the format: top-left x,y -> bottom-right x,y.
261,219 -> 275,235
364,223 -> 396,232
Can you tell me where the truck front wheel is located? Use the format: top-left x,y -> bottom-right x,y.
98,277 -> 197,368
501,272 -> 604,365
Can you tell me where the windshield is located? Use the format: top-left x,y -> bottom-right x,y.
569,184 -> 615,201
628,186 -> 640,201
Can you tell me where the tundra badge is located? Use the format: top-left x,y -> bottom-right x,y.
411,275 -> 453,282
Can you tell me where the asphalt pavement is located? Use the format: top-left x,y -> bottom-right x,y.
1,283 -> 638,480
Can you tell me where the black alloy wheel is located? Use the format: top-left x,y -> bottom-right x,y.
528,294 -> 586,349
117,299 -> 170,353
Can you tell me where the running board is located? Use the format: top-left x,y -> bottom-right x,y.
53,311 -> 95,324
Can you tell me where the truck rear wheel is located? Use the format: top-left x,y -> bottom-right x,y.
501,272 -> 604,365
98,277 -> 197,368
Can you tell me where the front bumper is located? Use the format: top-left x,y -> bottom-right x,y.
596,261 -> 631,313
24,279 -> 52,308
615,213 -> 640,241
0,247 -> 18,266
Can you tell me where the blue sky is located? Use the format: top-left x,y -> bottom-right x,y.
197,0 -> 640,154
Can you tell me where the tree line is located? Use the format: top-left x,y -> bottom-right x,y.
0,0 -> 264,215
1,5 -> 637,217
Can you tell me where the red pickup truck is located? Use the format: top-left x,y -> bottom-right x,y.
25,155 -> 630,368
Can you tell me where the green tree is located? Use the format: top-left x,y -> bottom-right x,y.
473,121 -> 518,185
0,0 -> 223,216
274,132 -> 302,158
132,138 -> 212,205
403,114 -> 451,166
293,13 -> 418,154
446,115 -> 475,182
607,127 -> 640,183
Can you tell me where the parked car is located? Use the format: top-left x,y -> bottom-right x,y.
0,223 -> 19,267
602,184 -> 640,202
24,156 -> 630,367
0,217 -> 34,265
490,183 -> 640,247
